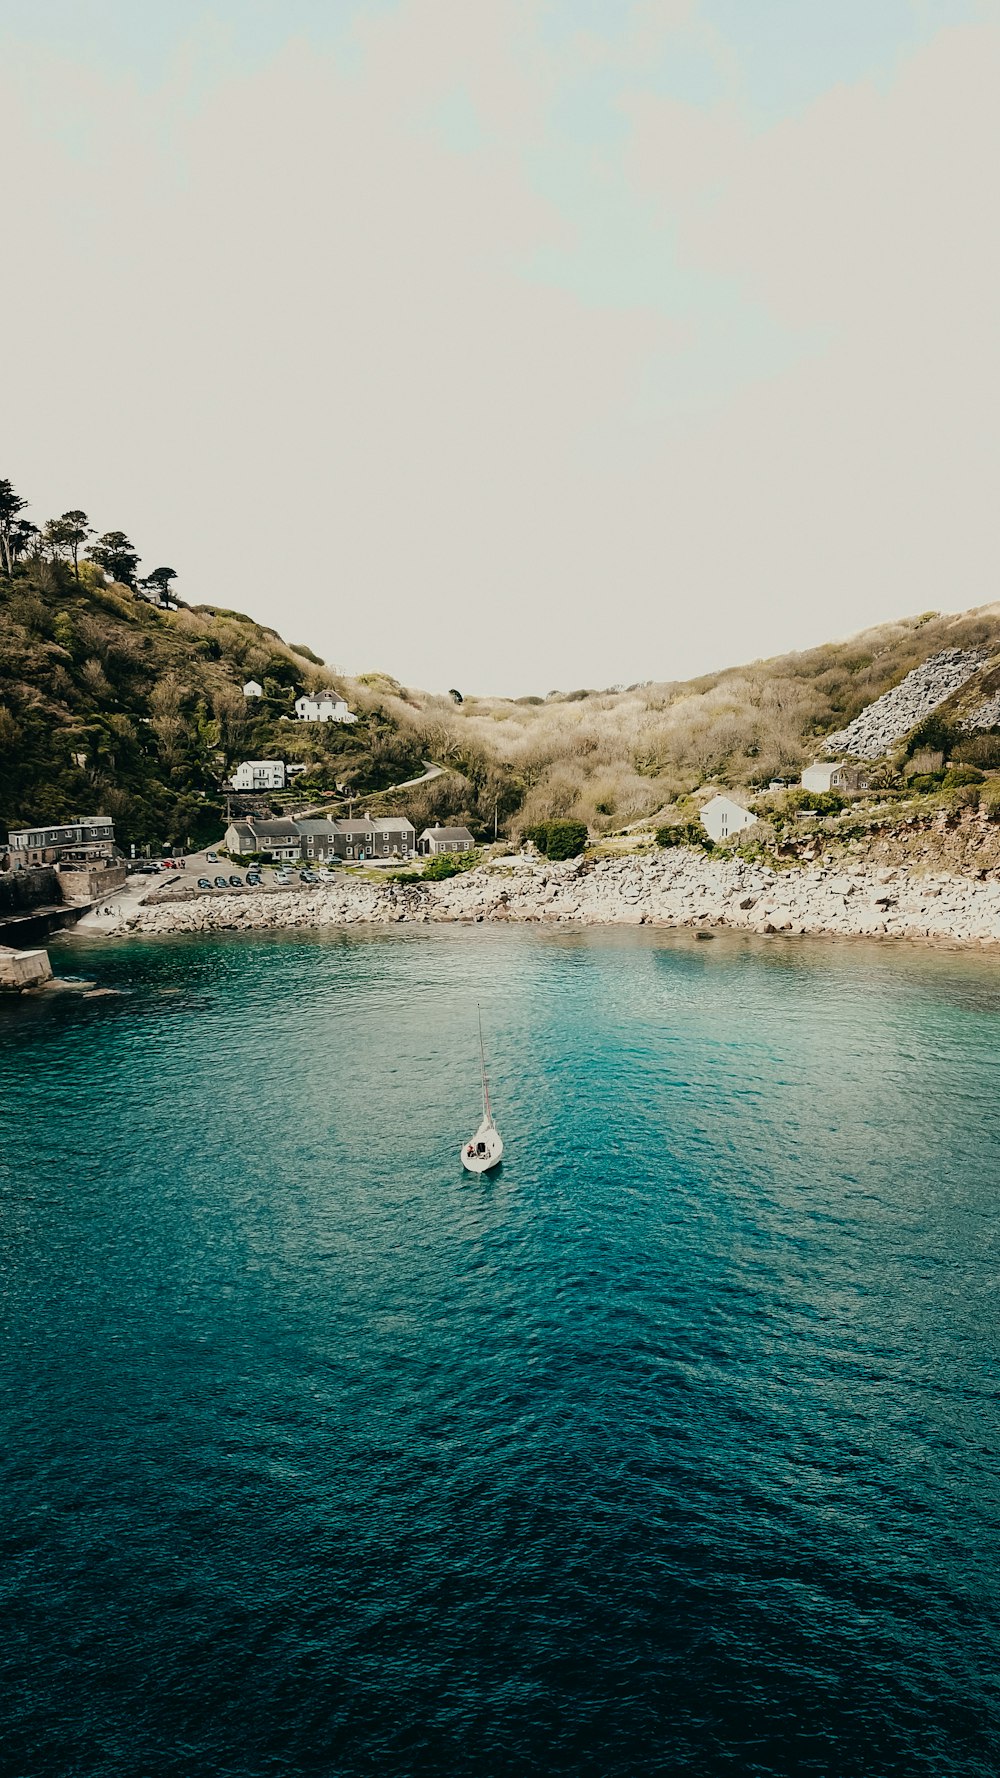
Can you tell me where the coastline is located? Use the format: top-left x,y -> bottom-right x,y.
85,851 -> 1000,950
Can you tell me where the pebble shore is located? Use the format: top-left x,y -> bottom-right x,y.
103,851 -> 1000,948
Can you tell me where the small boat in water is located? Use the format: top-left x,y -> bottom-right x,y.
461,1008 -> 504,1174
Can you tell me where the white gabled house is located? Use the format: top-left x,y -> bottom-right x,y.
700,795 -> 757,843
294,690 -> 357,724
229,759 -> 286,791
418,825 -> 476,856
801,761 -> 872,793
242,679 -> 263,699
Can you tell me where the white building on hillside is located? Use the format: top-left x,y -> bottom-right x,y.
700,795 -> 757,843
294,690 -> 357,724
230,759 -> 286,791
801,761 -> 872,793
418,825 -> 476,855
242,679 -> 263,699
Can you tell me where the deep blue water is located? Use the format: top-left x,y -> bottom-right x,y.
3,924 -> 1000,1777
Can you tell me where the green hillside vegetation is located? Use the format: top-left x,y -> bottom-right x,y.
5,470 -> 1000,851
0,478 -> 426,848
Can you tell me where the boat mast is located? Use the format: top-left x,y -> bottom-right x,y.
478,1004 -> 492,1125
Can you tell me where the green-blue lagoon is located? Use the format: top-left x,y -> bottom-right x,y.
3,925 -> 1000,1776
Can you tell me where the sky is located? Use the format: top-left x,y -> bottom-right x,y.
1,0 -> 998,693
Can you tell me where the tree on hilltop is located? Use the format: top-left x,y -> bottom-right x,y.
8,518 -> 39,568
0,478 -> 28,576
141,566 -> 178,599
87,529 -> 140,588
44,510 -> 92,581
56,511 -> 92,581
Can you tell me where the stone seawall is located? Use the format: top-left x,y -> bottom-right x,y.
0,866 -> 61,918
103,852 -> 1000,949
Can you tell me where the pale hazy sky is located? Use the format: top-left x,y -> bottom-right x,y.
2,0 -> 998,693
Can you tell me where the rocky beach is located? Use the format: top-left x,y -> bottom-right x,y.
92,850 -> 1000,949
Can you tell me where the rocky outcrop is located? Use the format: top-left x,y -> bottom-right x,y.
0,945 -> 52,990
962,694 -> 1000,732
822,649 -> 988,760
106,851 -> 1000,949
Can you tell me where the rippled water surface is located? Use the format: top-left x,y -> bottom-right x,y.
3,925 -> 1000,1777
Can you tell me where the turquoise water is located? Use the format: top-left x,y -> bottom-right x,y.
3,925 -> 1000,1776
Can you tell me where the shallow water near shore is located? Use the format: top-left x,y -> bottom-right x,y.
3,924 -> 1000,1776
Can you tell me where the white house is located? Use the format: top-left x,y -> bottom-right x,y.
230,759 -> 286,792
294,690 -> 357,724
801,761 -> 872,793
242,680 -> 263,699
700,795 -> 757,843
418,825 -> 476,856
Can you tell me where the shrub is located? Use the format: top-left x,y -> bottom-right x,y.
782,789 -> 848,816
953,734 -> 1000,769
907,713 -> 960,757
907,747 -> 945,776
908,773 -> 945,792
524,819 -> 589,859
943,765 -> 985,787
422,850 -> 480,880
655,821 -> 710,850
980,787 -> 1000,822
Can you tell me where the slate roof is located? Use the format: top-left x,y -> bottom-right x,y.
249,818 -> 300,840
421,825 -> 475,844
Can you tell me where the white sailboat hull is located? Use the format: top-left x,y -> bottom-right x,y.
461,1116 -> 504,1174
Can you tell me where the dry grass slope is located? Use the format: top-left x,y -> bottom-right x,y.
354,605 -> 1000,835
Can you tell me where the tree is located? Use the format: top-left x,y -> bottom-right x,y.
8,519 -> 39,568
44,516 -> 74,563
58,511 -> 92,581
141,566 -> 178,599
87,529 -> 140,588
524,819 -> 589,860
0,478 -> 27,576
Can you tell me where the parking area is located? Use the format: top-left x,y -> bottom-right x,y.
143,851 -> 340,900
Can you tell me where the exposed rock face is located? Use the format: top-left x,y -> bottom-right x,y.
822,649 -> 988,760
107,851 -> 1000,949
963,694 -> 1000,732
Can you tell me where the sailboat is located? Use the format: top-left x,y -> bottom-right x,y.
461,1007 -> 504,1174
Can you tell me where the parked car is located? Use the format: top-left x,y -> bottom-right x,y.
229,874 -> 243,886
206,852 -> 218,862
274,872 -> 291,885
197,877 -> 212,889
214,876 -> 228,887
245,873 -> 261,886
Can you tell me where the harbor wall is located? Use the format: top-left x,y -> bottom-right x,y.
0,866 -> 61,917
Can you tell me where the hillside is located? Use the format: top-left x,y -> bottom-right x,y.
4,458 -> 1000,853
392,605 -> 1000,833
0,560 -> 427,849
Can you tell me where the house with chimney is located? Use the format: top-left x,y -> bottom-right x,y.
224,817 -> 301,860
417,825 -> 476,856
294,691 -> 357,724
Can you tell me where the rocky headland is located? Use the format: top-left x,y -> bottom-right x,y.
98,850 -> 1000,949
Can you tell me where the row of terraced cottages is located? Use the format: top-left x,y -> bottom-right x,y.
223,817 -> 475,863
